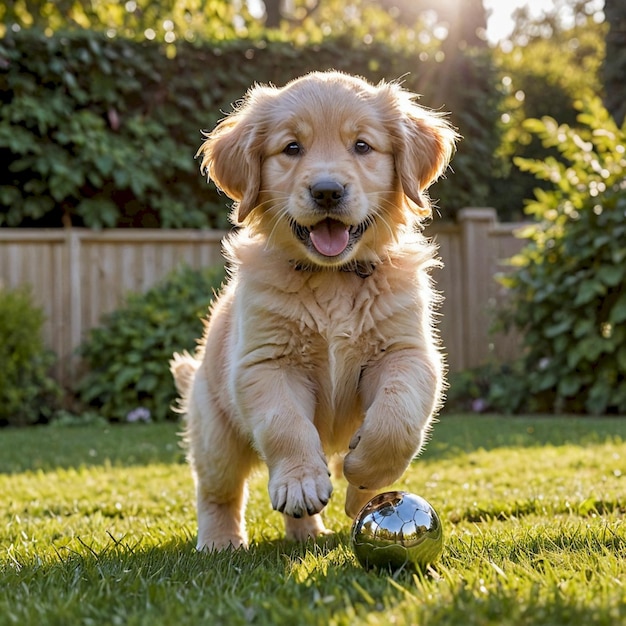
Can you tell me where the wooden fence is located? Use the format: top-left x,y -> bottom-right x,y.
0,208 -> 526,385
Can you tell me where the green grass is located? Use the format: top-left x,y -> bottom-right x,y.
1,415 -> 625,625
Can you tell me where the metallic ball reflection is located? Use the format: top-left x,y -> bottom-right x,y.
350,491 -> 443,572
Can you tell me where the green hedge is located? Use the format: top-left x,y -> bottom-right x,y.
0,29 -> 501,228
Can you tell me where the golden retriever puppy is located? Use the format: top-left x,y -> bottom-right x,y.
171,71 -> 458,551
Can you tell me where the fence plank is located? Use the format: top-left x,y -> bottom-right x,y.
428,222 -> 464,373
0,215 -> 526,386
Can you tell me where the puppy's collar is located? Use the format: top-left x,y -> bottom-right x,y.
290,260 -> 377,279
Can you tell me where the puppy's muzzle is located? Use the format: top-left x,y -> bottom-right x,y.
290,178 -> 373,262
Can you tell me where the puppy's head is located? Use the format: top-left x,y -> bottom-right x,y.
197,71 -> 458,269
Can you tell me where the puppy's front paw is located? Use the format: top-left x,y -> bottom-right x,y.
345,484 -> 377,519
343,426 -> 421,491
268,460 -> 333,518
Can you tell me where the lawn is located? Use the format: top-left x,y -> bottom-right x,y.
1,415 -> 625,625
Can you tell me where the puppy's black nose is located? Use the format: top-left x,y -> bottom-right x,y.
310,180 -> 345,209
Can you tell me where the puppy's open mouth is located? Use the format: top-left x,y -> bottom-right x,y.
290,217 -> 372,258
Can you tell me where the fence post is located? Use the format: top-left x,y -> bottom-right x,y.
457,207 -> 498,369
66,228 -> 83,382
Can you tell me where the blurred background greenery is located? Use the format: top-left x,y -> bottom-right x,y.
0,0 -> 621,228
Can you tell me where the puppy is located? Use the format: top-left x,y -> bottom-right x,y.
171,71 -> 458,550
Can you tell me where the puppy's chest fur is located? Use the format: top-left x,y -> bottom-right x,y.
289,274 -> 386,370
238,262 -> 416,449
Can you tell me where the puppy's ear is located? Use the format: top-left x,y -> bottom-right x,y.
196,91 -> 267,224
393,96 -> 459,217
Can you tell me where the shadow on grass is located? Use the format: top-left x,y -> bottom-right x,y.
421,414 -> 626,461
2,414 -> 625,474
5,529 -> 623,625
0,422 -> 185,474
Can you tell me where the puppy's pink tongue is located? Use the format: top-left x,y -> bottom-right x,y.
309,219 -> 350,257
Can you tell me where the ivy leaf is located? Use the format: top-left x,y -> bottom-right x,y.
544,319 -> 571,338
596,265 -> 624,287
557,376 -> 581,398
573,281 -> 604,306
609,292 -> 626,325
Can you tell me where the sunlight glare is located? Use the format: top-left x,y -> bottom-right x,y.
483,0 -> 605,44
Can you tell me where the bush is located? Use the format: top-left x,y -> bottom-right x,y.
0,29 -> 501,228
0,285 -> 60,426
76,264 -> 225,422
446,362 -> 531,415
495,97 -> 626,414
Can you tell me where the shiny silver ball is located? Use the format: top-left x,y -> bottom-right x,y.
350,491 -> 443,572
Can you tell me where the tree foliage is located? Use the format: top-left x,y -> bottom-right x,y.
491,6 -> 606,219
504,0 -> 604,46
1,0 -> 246,42
2,0 -> 488,49
603,0 -> 626,125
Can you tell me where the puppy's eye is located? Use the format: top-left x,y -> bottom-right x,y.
354,140 -> 372,155
283,142 -> 302,156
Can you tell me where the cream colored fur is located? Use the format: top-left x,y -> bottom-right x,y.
170,71 -> 458,551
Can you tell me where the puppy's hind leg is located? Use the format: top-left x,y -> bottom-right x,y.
187,386 -> 257,551
193,435 -> 257,551
195,474 -> 251,551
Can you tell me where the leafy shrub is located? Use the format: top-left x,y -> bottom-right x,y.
446,362 -> 531,415
445,366 -> 494,413
496,97 -> 626,414
0,29 -> 500,228
0,285 -> 60,426
76,264 -> 225,422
